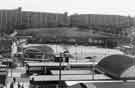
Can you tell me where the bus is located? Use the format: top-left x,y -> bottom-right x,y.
29,74 -> 111,88
25,62 -> 97,75
29,77 -> 67,88
26,62 -> 68,75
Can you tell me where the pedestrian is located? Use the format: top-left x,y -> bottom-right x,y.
63,50 -> 69,63
10,82 -> 14,88
18,82 -> 21,88
13,77 -> 16,83
65,57 -> 69,63
21,84 -> 24,88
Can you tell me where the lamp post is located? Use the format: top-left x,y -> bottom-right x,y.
92,57 -> 95,80
86,56 -> 95,80
55,36 -> 58,55
11,39 -> 15,78
75,43 -> 78,62
58,53 -> 63,88
88,39 -> 95,80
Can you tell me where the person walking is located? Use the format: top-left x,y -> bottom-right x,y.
10,81 -> 14,88
13,77 -> 16,83
18,82 -> 21,88
21,84 -> 24,88
63,50 -> 69,63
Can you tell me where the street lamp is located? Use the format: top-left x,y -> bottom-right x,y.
55,36 -> 58,55
91,56 -> 96,80
86,56 -> 95,80
75,43 -> 78,62
58,53 -> 63,88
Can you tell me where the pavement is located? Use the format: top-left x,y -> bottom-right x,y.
6,66 -> 29,88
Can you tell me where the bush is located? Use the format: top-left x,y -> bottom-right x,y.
14,24 -> 27,30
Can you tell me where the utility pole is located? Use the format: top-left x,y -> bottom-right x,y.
58,55 -> 63,88
55,36 -> 58,55
75,43 -> 78,62
92,57 -> 95,80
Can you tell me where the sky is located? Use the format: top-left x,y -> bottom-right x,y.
0,0 -> 135,16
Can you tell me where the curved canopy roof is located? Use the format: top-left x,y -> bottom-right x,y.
96,54 -> 135,79
24,45 -> 54,55
69,82 -> 135,88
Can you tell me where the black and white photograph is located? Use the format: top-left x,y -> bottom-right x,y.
0,0 -> 135,88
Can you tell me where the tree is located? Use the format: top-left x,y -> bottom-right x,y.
126,27 -> 135,45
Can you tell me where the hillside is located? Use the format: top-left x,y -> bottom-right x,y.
17,27 -> 127,47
